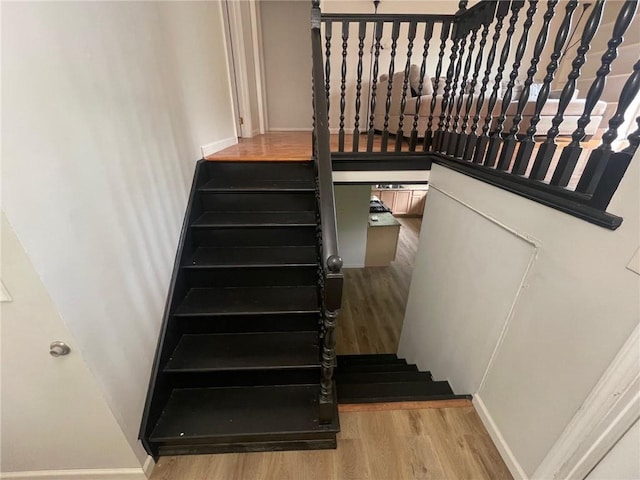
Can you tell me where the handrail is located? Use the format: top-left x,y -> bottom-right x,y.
312,3 -> 343,279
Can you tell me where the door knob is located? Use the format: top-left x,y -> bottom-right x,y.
49,341 -> 71,357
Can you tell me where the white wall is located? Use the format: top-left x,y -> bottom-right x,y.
399,152 -> 639,477
335,185 -> 371,268
260,1 -> 313,130
1,213 -> 142,474
1,1 -> 235,464
586,419 -> 640,480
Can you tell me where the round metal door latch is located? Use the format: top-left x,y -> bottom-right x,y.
49,341 -> 71,357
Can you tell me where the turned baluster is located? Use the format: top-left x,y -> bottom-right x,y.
441,24 -> 470,154
548,0 -> 606,186
367,21 -> 384,152
396,21 -> 418,151
353,21 -> 367,152
474,1 -> 525,165
448,24 -> 480,156
381,21 -> 401,152
491,0 -> 539,170
589,117 -> 640,210
410,23 -> 434,151
565,1 -> 639,190
435,24 -> 462,152
324,21 -> 332,124
465,1 -> 510,162
509,0 -> 558,175
577,61 -> 640,195
424,21 -> 451,151
338,21 -> 349,152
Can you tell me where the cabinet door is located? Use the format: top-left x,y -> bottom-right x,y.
409,190 -> 427,216
394,191 -> 412,214
380,191 -> 396,211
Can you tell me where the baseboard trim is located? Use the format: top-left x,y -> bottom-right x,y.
201,136 -> 238,158
1,468 -> 147,480
473,395 -> 528,480
142,456 -> 155,479
268,128 -> 313,132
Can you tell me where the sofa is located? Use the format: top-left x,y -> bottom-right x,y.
372,65 -> 612,139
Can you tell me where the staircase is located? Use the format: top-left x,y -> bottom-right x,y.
335,354 -> 469,404
139,160 -> 339,458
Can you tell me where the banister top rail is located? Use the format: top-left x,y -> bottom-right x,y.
321,13 -> 457,22
312,2 -> 343,277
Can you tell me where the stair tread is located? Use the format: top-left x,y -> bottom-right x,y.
150,385 -> 336,441
174,286 -> 319,316
336,363 -> 419,373
200,178 -> 314,192
164,332 -> 320,372
184,246 -> 317,268
335,371 -> 432,384
337,380 -> 455,404
192,212 -> 316,227
337,354 -> 404,366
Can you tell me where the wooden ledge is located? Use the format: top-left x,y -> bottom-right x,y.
338,398 -> 472,412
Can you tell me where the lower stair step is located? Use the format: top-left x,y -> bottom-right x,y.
149,385 -> 338,454
184,246 -> 317,268
192,211 -> 316,228
174,286 -> 319,316
337,354 -> 405,367
164,332 -> 320,372
335,371 -> 432,384
336,363 -> 419,374
337,380 -> 457,404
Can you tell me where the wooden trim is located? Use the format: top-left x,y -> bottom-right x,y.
249,0 -> 267,134
338,398 -> 472,412
0,469 -> 147,479
533,323 -> 640,480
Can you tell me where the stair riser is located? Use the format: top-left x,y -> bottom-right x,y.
335,372 -> 433,384
163,370 -> 321,389
192,226 -> 317,247
183,267 -> 318,288
173,313 -> 320,334
203,162 -> 315,182
154,437 -> 336,457
199,192 -> 316,212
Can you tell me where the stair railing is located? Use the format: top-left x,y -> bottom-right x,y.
311,0 -> 344,425
315,0 -> 640,229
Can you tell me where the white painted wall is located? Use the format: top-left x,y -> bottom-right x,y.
1,213 -> 142,475
1,1 -> 235,464
334,185 -> 371,268
586,419 -> 640,480
399,152 -> 639,477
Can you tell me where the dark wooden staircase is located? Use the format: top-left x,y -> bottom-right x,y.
139,160 -> 339,458
335,354 -> 470,404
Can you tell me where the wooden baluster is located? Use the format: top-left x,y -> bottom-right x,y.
577,60 -> 640,195
442,24 -> 469,154
424,21 -> 451,151
396,21 -> 417,151
492,0 -> 539,170
509,0 -> 558,175
324,21 -> 332,124
549,0 -> 606,186
457,0 -> 469,14
565,1 -> 638,189
518,0 -> 578,178
474,1 -> 525,166
367,21 -> 384,152
590,117 -> 640,210
435,22 -> 462,152
465,1 -> 510,162
457,3 -> 495,159
338,21 -> 349,153
410,23 -> 434,151
353,21 -> 367,152
448,24 -> 479,156
381,21 -> 401,152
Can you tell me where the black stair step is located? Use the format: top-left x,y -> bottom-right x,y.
337,354 -> 404,367
337,380 -> 456,404
174,286 -> 319,316
184,246 -> 317,268
335,371 -> 432,384
204,162 -> 315,183
176,313 -> 319,334
164,332 -> 320,373
150,385 -> 338,443
200,178 -> 314,192
199,192 -> 316,213
192,212 -> 316,228
336,363 -> 419,374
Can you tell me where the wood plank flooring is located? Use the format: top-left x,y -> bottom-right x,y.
150,407 -> 513,480
337,216 -> 421,355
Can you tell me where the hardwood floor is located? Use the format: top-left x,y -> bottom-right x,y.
337,216 -> 421,355
150,406 -> 513,480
